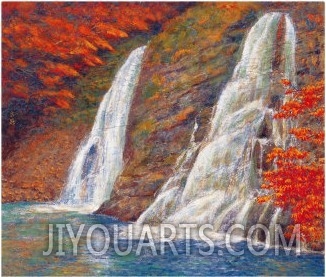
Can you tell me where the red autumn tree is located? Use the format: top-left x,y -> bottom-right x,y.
258,79 -> 324,250
2,2 -> 182,109
2,2 -> 187,157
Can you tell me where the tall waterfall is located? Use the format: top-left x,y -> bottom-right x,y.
57,46 -> 146,212
138,13 -> 296,233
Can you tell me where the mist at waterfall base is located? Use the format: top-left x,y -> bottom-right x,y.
2,203 -> 324,276
34,46 -> 146,213
3,14 -> 324,276
138,12 -> 295,230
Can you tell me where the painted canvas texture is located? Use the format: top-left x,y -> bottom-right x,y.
2,2 -> 324,276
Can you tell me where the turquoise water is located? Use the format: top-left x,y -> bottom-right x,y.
2,203 -> 324,276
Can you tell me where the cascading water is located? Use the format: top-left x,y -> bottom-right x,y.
138,13 -> 296,235
57,46 -> 146,212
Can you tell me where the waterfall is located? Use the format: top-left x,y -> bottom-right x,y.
57,46 -> 146,212
138,13 -> 296,233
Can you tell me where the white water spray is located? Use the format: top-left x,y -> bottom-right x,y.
138,13 -> 296,232
55,46 -> 146,212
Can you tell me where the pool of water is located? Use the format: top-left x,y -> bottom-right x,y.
2,203 -> 324,276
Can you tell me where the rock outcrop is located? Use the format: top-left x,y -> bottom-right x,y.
97,2 -> 324,221
96,3 -> 261,220
2,124 -> 90,202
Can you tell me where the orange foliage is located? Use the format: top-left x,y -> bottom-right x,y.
12,83 -> 29,99
37,74 -> 63,87
281,78 -> 292,87
175,107 -> 196,122
307,14 -> 324,24
2,2 -> 182,110
172,49 -> 193,63
258,80 -> 324,248
53,99 -> 70,109
44,62 -> 80,77
290,128 -> 324,145
275,81 -> 324,118
58,90 -> 75,99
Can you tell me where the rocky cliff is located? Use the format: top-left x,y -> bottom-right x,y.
96,2 -> 324,221
2,36 -> 151,202
2,2 -> 323,220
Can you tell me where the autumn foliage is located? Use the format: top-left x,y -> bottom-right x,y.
2,2 -> 181,108
258,79 -> 324,249
2,2 -> 186,157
